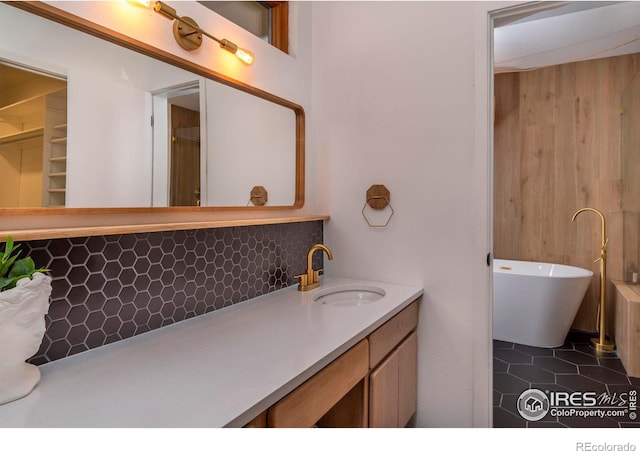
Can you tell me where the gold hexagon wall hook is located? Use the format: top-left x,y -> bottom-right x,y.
362,184 -> 394,228
248,186 -> 268,206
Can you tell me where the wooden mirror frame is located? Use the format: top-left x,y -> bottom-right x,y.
3,1 -> 305,216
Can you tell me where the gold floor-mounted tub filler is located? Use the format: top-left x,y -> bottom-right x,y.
571,207 -> 615,352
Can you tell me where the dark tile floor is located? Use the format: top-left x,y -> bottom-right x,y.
493,331 -> 640,428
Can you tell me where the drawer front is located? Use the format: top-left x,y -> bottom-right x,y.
267,339 -> 369,427
369,300 -> 419,369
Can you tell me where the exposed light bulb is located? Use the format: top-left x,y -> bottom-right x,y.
235,48 -> 255,66
219,39 -> 255,66
126,0 -> 152,8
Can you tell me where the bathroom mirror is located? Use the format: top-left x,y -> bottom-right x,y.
0,2 -> 303,211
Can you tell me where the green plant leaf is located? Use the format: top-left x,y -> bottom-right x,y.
0,252 -> 21,278
1,237 -> 15,264
0,236 -> 50,292
8,257 -> 36,279
0,276 -> 13,290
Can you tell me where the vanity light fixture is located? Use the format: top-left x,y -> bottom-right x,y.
128,0 -> 255,65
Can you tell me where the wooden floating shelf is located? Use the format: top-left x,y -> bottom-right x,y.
53,123 -> 68,130
48,172 -> 67,177
49,156 -> 67,162
0,94 -> 45,117
0,215 -> 330,242
50,137 -> 67,144
47,188 -> 66,193
0,127 -> 44,145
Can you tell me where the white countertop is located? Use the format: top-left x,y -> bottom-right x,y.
0,276 -> 423,428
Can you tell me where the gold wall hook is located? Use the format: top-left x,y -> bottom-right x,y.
247,186 -> 268,206
362,184 -> 394,228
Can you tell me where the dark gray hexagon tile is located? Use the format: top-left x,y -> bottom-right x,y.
494,390 -> 502,406
26,221 -> 323,364
85,310 -> 107,330
493,340 -> 515,350
494,348 -> 533,364
119,250 -> 137,269
513,344 -> 554,357
508,364 -> 555,383
86,273 -> 107,293
103,298 -> 122,317
47,319 -> 71,341
68,245 -> 89,265
493,358 -> 511,378
48,300 -> 72,321
579,366 -> 630,385
598,357 -> 628,374
102,280 -> 122,298
555,350 -> 599,366
67,305 -> 89,326
494,372 -> 530,395
86,236 -> 107,254
493,334 -> 640,428
556,374 -> 607,393
533,357 -> 578,374
493,406 -> 526,428
67,324 -> 89,344
103,316 -> 122,334
499,393 -> 524,418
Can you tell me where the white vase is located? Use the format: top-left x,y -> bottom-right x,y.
0,272 -> 52,405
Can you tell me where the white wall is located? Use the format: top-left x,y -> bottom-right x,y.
311,1 -> 499,427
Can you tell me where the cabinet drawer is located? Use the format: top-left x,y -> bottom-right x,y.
267,339 -> 369,427
368,300 -> 419,369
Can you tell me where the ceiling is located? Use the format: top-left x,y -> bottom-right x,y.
494,1 -> 640,73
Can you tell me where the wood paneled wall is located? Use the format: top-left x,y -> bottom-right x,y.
621,73 -> 640,282
494,53 -> 640,332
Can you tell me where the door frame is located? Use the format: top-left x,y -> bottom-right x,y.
475,1 -> 583,427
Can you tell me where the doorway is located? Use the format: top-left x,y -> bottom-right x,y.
170,103 -> 201,206
490,1 -> 640,428
151,82 -> 206,207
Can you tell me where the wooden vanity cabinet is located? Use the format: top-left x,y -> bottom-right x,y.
369,331 -> 418,427
242,299 -> 419,428
368,300 -> 419,428
267,339 -> 369,427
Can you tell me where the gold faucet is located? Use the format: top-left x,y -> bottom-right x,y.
571,207 -> 614,352
295,244 -> 333,291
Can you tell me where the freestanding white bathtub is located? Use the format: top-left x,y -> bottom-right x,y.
493,259 -> 593,348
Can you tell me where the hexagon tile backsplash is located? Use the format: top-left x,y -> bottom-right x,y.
22,221 -> 324,365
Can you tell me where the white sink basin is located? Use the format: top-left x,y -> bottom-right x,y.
312,284 -> 386,307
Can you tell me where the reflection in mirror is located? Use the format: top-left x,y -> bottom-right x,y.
152,83 -> 204,207
204,78 -> 296,206
0,2 -> 303,210
0,61 -> 67,208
